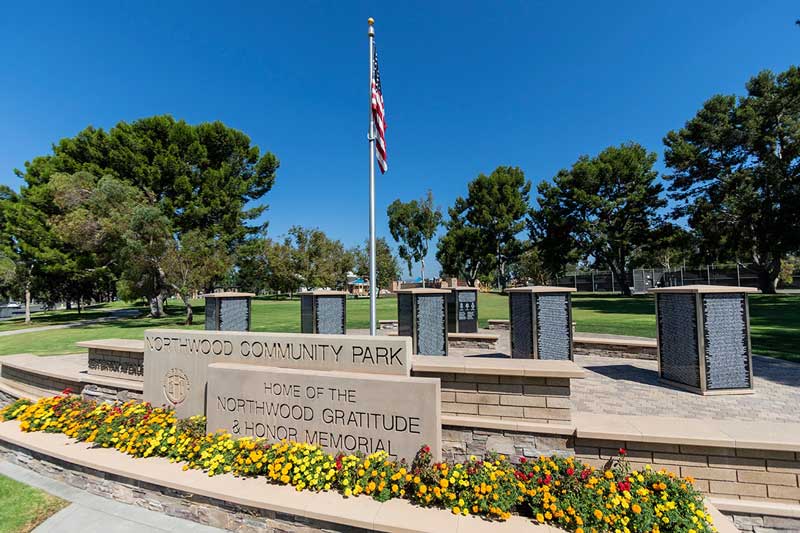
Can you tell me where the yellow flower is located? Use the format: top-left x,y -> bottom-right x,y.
594,509 -> 604,519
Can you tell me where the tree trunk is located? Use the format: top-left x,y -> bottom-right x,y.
24,285 -> 31,324
755,267 -> 778,294
149,294 -> 165,317
179,292 -> 193,325
421,258 -> 426,288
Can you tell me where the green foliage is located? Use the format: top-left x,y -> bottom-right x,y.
532,143 -> 665,296
387,190 -> 442,283
7,115 -> 278,315
353,237 -> 401,290
664,66 -> 800,293
511,246 -> 550,285
438,167 -> 530,289
286,226 -> 353,290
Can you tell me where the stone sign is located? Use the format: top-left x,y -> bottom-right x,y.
143,329 -> 412,418
206,363 -> 442,462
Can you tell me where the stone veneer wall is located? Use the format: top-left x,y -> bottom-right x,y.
572,343 -> 657,360
723,512 -> 800,532
0,442 -> 368,533
574,438 -> 800,505
441,425 -> 572,463
87,347 -> 144,381
411,371 -> 571,423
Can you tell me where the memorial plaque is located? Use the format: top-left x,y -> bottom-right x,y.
657,293 -> 700,388
447,288 -> 478,333
652,285 -> 755,394
299,292 -> 346,335
396,289 -> 449,356
510,292 -> 533,358
536,294 -> 570,360
204,292 -> 253,332
509,287 -> 574,360
316,296 -> 345,334
220,298 -> 250,331
143,329 -> 412,418
206,363 -> 442,462
417,294 -> 447,356
703,294 -> 750,390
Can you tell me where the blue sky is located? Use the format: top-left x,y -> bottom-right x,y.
1,1 -> 797,278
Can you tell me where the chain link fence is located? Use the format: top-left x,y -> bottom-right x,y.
554,264 -> 800,293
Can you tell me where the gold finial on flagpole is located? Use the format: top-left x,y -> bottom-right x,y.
368,17 -> 375,36
368,17 -> 374,25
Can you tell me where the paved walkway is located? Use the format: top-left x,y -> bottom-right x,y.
0,460 -> 223,533
0,309 -> 140,337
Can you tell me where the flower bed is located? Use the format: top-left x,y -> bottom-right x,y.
1,395 -> 717,533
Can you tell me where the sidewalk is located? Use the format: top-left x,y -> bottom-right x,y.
0,309 -> 140,337
0,461 -> 224,532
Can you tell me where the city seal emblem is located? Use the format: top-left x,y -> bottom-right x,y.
163,368 -> 190,405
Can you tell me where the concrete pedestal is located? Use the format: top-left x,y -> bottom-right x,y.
397,288 -> 449,356
299,291 -> 347,335
203,292 -> 254,332
507,286 -> 575,360
447,287 -> 478,333
650,285 -> 757,395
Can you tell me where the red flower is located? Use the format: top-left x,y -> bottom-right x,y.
61,387 -> 73,395
618,448 -> 627,456
566,467 -> 575,476
519,457 -> 527,463
580,469 -> 590,480
423,445 -> 430,454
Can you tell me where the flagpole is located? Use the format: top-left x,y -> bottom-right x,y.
368,17 -> 377,336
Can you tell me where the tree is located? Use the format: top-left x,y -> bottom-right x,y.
353,237 -> 400,291
436,214 -> 491,286
512,246 -> 550,286
438,167 -> 530,290
286,226 -> 353,290
664,67 -> 800,293
264,238 -> 301,296
16,115 -> 279,313
387,190 -> 442,286
162,231 -> 232,324
532,143 -> 666,296
233,238 -> 270,295
0,188 -> 70,322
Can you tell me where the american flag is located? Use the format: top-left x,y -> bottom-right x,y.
371,44 -> 387,173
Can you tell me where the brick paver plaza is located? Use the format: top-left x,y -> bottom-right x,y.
360,328 -> 800,424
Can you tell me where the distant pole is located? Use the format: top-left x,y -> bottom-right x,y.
368,17 -> 377,336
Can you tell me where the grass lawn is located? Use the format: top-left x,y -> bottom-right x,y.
0,300 -> 137,333
0,474 -> 68,533
1,292 -> 797,362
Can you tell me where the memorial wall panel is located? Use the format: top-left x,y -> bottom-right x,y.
702,294 -> 751,390
416,294 -> 447,356
510,292 -> 533,358
536,294 -> 571,360
657,293 -> 700,388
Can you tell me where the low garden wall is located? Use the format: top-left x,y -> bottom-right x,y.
410,356 -> 580,424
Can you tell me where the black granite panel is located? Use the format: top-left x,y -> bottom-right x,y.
657,293 -> 700,388
702,294 -> 751,390
316,296 -> 345,335
536,294 -> 571,360
416,294 -> 447,356
510,292 -> 533,358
